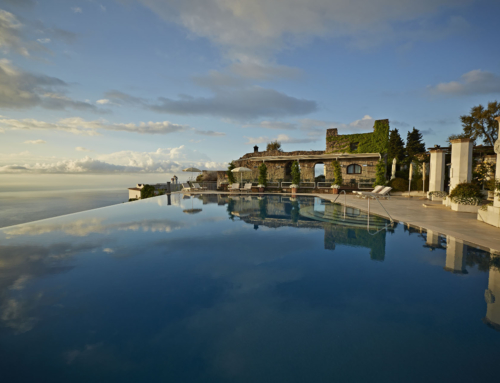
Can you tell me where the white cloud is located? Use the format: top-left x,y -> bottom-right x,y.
23,139 -> 46,144
75,147 -> 91,152
71,7 -> 83,14
96,99 -> 111,105
0,146 -> 227,174
36,38 -> 51,44
139,0 -> 472,60
428,69 -> 500,96
100,4 -> 106,12
0,116 -> 193,135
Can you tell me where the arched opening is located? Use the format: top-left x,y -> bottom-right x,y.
346,164 -> 362,174
314,162 -> 325,182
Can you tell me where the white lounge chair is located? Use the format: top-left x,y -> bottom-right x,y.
193,182 -> 207,191
358,186 -> 392,199
240,183 -> 252,192
228,183 -> 240,192
353,185 -> 383,195
181,183 -> 192,192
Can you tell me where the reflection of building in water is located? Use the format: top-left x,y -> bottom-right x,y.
484,254 -> 500,331
444,236 -> 468,274
424,229 -> 446,251
226,195 -> 388,262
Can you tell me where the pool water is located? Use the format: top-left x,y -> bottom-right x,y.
0,194 -> 499,382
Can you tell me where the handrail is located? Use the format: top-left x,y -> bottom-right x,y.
332,189 -> 347,206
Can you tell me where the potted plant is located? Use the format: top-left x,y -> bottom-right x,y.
448,182 -> 483,212
219,180 -> 228,191
258,163 -> 267,193
331,160 -> 343,194
290,161 -> 300,194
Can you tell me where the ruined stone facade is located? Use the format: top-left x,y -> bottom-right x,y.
224,120 -> 389,187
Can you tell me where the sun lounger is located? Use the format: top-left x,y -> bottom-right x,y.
181,183 -> 192,192
193,182 -> 207,191
228,183 -> 240,192
240,183 -> 252,192
358,186 -> 392,199
353,185 -> 383,195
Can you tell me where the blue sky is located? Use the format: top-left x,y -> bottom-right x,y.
1,0 -> 499,186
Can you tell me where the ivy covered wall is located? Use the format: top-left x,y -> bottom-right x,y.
326,119 -> 390,154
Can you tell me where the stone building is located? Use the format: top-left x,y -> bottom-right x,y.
219,119 -> 390,188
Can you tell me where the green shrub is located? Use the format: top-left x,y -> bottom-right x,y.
395,170 -> 408,180
291,161 -> 300,185
258,163 -> 268,186
449,182 -> 483,205
429,191 -> 447,198
373,159 -> 386,187
140,185 -> 156,199
389,177 -> 407,192
227,161 -> 236,184
415,177 -> 429,191
332,160 -> 342,186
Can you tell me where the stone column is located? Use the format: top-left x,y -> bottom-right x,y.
494,117 -> 500,208
444,236 -> 468,274
429,149 -> 446,192
484,252 -> 500,331
450,138 -> 473,191
426,229 -> 440,248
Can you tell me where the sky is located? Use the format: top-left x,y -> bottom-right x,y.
0,0 -> 499,189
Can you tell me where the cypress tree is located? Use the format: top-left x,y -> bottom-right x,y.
387,129 -> 405,163
405,127 -> 426,163
227,161 -> 236,184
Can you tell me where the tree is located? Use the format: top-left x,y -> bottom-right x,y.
140,184 -> 156,199
291,161 -> 300,185
405,127 -> 426,163
227,161 -> 236,184
258,163 -> 268,186
373,159 -> 386,187
387,129 -> 405,163
266,140 -> 282,152
449,101 -> 500,146
332,160 -> 342,186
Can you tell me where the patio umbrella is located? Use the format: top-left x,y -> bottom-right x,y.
391,158 -> 397,180
231,167 -> 252,185
182,167 -> 202,181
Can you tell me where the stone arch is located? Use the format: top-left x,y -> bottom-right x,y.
313,162 -> 325,182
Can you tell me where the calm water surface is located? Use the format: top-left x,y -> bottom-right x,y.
0,194 -> 499,383
0,189 -> 128,228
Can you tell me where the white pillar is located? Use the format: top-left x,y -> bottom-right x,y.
494,117 -> 500,208
429,149 -> 446,192
484,252 -> 500,330
450,138 -> 473,191
425,229 -> 440,249
444,236 -> 467,274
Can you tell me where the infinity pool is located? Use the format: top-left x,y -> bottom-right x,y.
1,194 -> 499,382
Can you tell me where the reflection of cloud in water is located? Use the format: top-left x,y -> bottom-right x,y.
3,217 -> 189,237
1,297 -> 40,333
0,242 -> 100,333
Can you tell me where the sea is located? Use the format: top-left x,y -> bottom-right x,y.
0,189 -> 129,228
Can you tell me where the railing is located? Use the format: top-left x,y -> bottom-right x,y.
170,183 -> 183,192
199,182 -> 217,190
281,182 -> 293,189
267,182 -> 280,188
300,182 -> 315,189
317,182 -> 331,189
358,182 -> 374,189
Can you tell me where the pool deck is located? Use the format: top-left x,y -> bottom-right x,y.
185,191 -> 500,252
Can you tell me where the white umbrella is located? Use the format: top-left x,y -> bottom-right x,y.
231,167 -> 252,185
182,167 -> 202,181
391,158 -> 397,180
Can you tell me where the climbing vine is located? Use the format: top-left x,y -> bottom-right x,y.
326,120 -> 389,154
